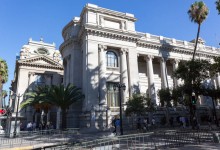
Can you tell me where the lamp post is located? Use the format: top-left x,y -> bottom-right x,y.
11,93 -> 23,138
113,83 -> 126,135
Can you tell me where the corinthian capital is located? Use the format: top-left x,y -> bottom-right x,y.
98,44 -> 107,51
120,48 -> 128,54
145,55 -> 154,61
170,59 -> 180,64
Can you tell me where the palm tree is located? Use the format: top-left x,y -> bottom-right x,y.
20,85 -> 51,123
216,0 -> 220,14
0,58 -> 8,108
46,84 -> 84,129
188,1 -> 209,61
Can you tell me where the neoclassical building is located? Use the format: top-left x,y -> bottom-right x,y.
60,4 -> 220,128
11,38 -> 63,129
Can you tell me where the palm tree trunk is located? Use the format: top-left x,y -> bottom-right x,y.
61,108 -> 67,129
192,23 -> 201,62
190,23 -> 201,129
0,79 -> 3,108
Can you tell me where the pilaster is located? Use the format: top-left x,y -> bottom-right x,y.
98,44 -> 107,105
120,48 -> 129,104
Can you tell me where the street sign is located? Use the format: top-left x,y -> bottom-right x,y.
0,108 -> 6,116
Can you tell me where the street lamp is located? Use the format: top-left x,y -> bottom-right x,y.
11,93 -> 24,138
113,83 -> 126,135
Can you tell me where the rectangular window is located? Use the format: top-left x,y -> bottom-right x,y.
35,74 -> 46,86
107,82 -> 119,107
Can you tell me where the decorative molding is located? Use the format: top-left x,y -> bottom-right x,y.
59,37 -> 78,52
18,56 -> 63,70
98,44 -> 107,51
145,55 -> 154,61
120,48 -> 128,54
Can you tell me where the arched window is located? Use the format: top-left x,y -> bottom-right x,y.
106,51 -> 118,67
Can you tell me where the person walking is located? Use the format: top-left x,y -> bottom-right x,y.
208,116 -> 212,130
112,116 -> 117,135
143,118 -> 149,131
152,118 -> 156,129
115,118 -> 120,135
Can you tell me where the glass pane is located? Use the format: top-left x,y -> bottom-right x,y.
107,82 -> 119,107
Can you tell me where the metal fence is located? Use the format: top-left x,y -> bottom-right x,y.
0,128 -> 219,150
42,129 -> 219,150
0,128 -> 79,149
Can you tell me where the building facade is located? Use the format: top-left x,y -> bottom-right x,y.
11,38 -> 63,128
60,4 -> 220,129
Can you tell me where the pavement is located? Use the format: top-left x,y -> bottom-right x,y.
170,143 -> 220,150
1,126 -> 220,150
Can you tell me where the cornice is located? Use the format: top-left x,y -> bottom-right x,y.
137,41 -> 217,59
18,62 -> 63,70
59,37 -> 79,53
79,24 -> 139,43
80,4 -> 137,22
17,55 -> 63,70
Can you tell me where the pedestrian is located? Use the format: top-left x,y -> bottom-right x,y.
115,118 -> 120,135
27,121 -> 33,132
137,117 -> 142,131
32,122 -> 36,131
143,118 -> 149,131
208,116 -> 212,130
152,118 -> 155,129
112,116 -> 117,134
169,117 -> 174,127
182,117 -> 186,128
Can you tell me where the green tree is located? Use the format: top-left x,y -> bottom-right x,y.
171,87 -> 183,106
125,94 -> 154,116
21,84 -> 84,129
46,84 -> 84,129
20,85 -> 51,112
216,0 -> 220,14
0,58 -> 8,108
188,1 -> 208,61
210,56 -> 220,77
158,88 -> 171,107
173,59 -> 210,96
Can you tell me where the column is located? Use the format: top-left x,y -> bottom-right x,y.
146,55 -> 156,104
172,59 -> 180,88
66,55 -> 71,85
216,73 -> 220,88
160,57 -> 168,89
120,48 -> 129,104
98,44 -> 107,105
47,110 -> 50,123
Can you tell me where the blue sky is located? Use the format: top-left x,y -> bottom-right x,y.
0,0 -> 220,99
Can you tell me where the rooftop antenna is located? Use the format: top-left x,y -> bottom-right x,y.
40,36 -> 43,42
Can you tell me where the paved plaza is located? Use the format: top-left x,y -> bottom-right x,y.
0,126 -> 219,150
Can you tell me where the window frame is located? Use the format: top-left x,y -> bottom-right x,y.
106,51 -> 118,68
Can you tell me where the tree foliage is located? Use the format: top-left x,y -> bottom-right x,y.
0,58 -> 8,107
20,83 -> 84,129
0,58 -> 8,84
173,59 -> 210,96
125,94 -> 154,116
157,88 -> 171,107
216,0 -> 220,14
171,86 -> 183,106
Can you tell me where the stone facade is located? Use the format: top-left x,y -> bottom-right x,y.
11,38 -> 63,127
60,4 -> 220,129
